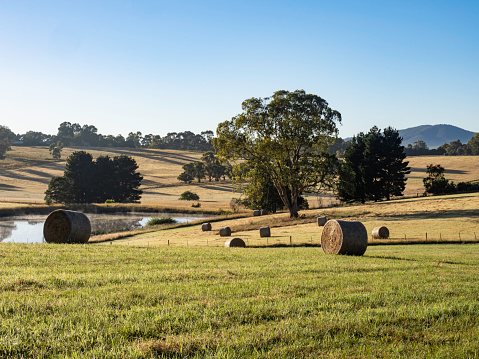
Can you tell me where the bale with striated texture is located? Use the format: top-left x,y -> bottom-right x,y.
320,219 -> 367,256
253,210 -> 261,216
372,226 -> 389,239
225,238 -> 246,247
259,226 -> 271,237
260,209 -> 268,216
43,210 -> 91,244
317,216 -> 327,226
201,223 -> 212,231
219,227 -> 232,237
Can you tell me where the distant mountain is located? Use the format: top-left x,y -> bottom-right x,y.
398,124 -> 475,148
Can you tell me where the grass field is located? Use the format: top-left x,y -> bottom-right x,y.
1,146 -> 478,211
1,243 -> 478,358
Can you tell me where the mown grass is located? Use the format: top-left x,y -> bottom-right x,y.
1,243 -> 478,358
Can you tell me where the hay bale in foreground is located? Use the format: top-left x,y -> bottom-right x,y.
43,210 -> 91,244
253,210 -> 261,216
219,227 -> 232,237
225,238 -> 246,247
320,219 -> 367,256
317,216 -> 327,226
260,209 -> 268,216
372,226 -> 389,239
201,223 -> 212,231
259,226 -> 271,237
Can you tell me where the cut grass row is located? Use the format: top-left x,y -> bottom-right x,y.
1,243 -> 478,358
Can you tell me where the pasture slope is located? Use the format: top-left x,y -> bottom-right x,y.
1,243 -> 478,357
1,146 -> 479,210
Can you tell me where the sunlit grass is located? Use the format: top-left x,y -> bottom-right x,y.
1,243 -> 478,357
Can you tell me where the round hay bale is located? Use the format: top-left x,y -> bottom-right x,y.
201,223 -> 212,231
320,219 -> 367,256
225,237 -> 246,247
43,210 -> 91,244
260,209 -> 268,216
372,226 -> 389,239
253,210 -> 261,216
219,227 -> 232,237
259,226 -> 271,237
317,216 -> 327,226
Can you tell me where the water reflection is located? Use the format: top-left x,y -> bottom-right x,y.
0,213 -> 208,243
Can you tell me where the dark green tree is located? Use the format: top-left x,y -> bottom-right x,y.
466,133 -> 479,155
45,151 -> 143,204
337,127 -> 410,203
49,141 -> 64,160
179,191 -> 200,201
182,161 -> 205,183
0,126 -> 16,160
213,90 -> 341,217
177,172 -> 193,183
423,164 -> 456,195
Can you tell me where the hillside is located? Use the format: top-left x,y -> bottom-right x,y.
399,124 -> 475,148
1,147 -> 479,210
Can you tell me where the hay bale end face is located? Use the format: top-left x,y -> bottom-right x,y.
320,219 -> 368,256
372,226 -> 389,239
201,223 -> 212,231
219,227 -> 232,237
253,210 -> 261,216
317,216 -> 327,226
43,210 -> 91,244
225,238 -> 246,247
259,226 -> 271,237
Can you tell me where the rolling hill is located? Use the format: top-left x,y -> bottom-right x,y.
398,124 -> 475,148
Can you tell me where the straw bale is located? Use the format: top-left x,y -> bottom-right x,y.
317,216 -> 327,226
372,226 -> 389,239
201,223 -> 212,231
253,210 -> 261,216
320,219 -> 367,256
260,209 -> 268,216
225,238 -> 246,247
219,227 -> 232,237
43,210 -> 91,244
259,226 -> 271,237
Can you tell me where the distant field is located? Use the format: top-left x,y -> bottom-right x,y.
1,243 -> 478,357
94,192 -> 479,247
0,146 -> 478,211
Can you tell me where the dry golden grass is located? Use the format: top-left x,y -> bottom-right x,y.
1,146 -> 478,212
94,192 -> 479,247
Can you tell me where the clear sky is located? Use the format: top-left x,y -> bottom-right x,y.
1,0 -> 478,139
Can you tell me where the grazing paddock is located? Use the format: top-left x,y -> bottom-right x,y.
1,146 -> 478,211
1,243 -> 478,358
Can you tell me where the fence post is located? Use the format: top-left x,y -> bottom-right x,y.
426,233 -> 427,241
290,236 -> 292,245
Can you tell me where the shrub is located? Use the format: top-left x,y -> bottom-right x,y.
179,191 -> 200,201
105,199 -> 115,204
146,216 -> 176,226
191,203 -> 201,208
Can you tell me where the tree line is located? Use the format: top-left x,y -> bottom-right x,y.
12,122 -> 215,151
404,135 -> 479,156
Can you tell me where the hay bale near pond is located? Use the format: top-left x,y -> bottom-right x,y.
320,219 -> 367,256
219,227 -> 232,237
43,210 -> 91,244
201,223 -> 212,231
317,216 -> 327,226
259,226 -> 271,237
225,238 -> 246,247
372,226 -> 389,239
253,210 -> 261,216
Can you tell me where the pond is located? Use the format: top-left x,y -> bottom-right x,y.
0,213 -> 210,244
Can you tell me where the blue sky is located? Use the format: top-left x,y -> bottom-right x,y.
1,0 -> 478,138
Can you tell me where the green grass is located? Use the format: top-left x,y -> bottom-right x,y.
1,244 -> 479,358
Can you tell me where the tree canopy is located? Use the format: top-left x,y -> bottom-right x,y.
0,126 -> 16,160
337,126 -> 410,203
213,89 -> 341,217
45,151 -> 143,204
